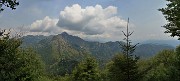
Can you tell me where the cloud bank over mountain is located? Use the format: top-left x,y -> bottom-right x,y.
1,0 -> 176,42
24,4 -> 128,41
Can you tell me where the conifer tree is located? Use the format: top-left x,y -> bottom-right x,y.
121,18 -> 140,81
108,18 -> 140,81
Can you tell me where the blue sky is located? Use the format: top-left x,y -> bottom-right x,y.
0,0 -> 178,42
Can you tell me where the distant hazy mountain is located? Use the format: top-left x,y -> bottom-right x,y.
134,44 -> 174,58
142,40 -> 180,47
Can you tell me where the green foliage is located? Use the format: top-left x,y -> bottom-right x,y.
16,48 -> 45,81
143,50 -> 178,81
176,45 -> 180,54
159,0 -> 180,39
49,59 -> 78,76
175,45 -> 180,80
99,65 -> 109,81
0,0 -> 19,12
58,74 -> 72,81
0,30 -> 44,81
0,38 -> 21,80
144,63 -> 175,81
72,57 -> 101,81
37,76 -> 55,81
41,74 -> 72,81
108,54 -> 140,81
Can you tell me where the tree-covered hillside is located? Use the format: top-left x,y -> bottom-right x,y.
22,32 -> 174,60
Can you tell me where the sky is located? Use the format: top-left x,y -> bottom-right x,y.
0,0 -> 179,42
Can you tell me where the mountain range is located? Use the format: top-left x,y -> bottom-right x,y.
21,32 -> 176,60
21,32 -> 175,75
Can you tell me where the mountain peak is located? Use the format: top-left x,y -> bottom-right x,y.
61,32 -> 69,36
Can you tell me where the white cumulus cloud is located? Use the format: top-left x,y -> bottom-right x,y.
24,4 -> 130,41
30,16 -> 59,33
57,4 -> 127,35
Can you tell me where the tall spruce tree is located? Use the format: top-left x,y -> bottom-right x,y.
108,18 -> 140,81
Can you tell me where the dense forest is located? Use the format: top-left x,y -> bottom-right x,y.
0,0 -> 180,81
0,28 -> 180,81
